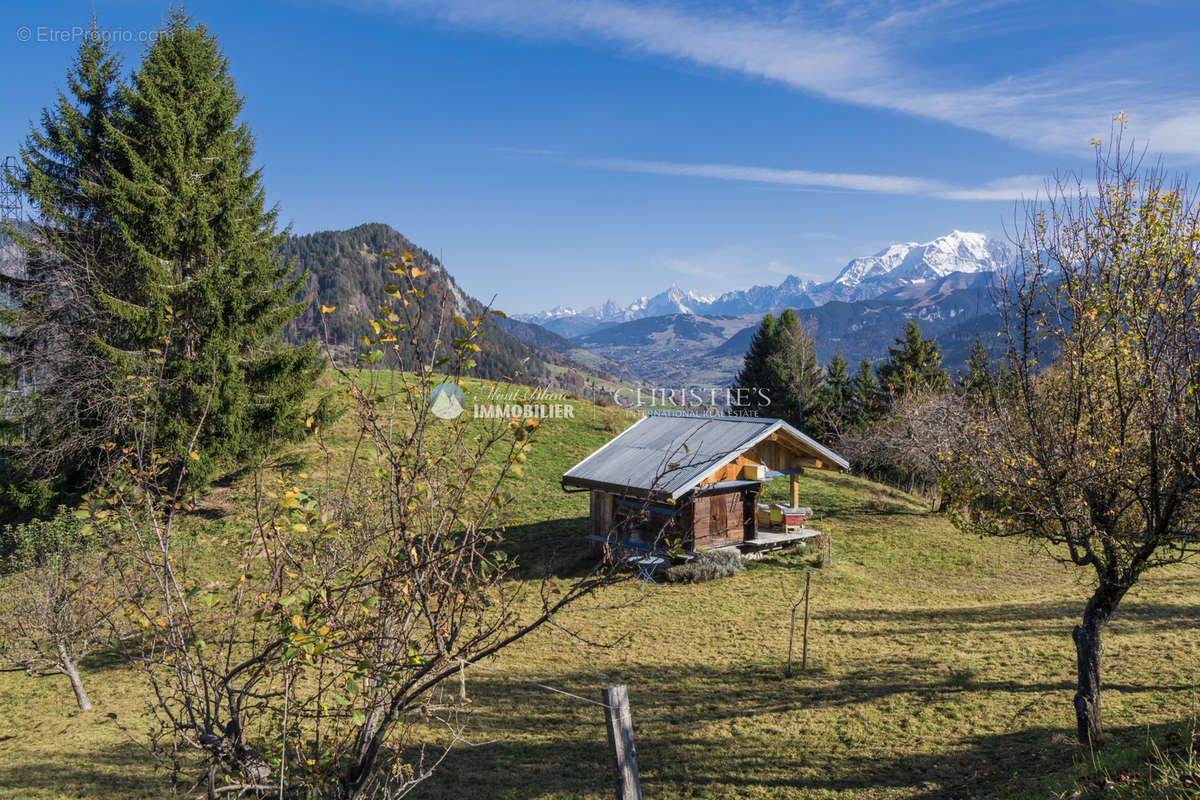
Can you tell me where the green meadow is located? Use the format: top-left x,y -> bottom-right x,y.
1,387 -> 1197,800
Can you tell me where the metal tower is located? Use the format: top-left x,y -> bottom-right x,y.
0,156 -> 22,223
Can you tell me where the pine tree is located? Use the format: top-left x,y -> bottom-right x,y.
99,10 -> 322,484
0,21 -> 124,515
817,351 -> 851,435
849,357 -> 882,430
3,13 -> 323,508
877,319 -> 949,401
960,338 -> 995,405
772,309 -> 824,434
731,314 -> 780,416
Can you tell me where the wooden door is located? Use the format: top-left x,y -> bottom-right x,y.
711,495 -> 727,535
743,490 -> 757,541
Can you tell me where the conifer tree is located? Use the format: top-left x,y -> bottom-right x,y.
772,309 -> 824,434
0,21 -> 124,515
817,351 -> 851,434
877,319 -> 949,401
99,9 -> 322,484
732,314 -> 781,416
849,357 -> 882,430
960,338 -> 997,408
2,13 -> 322,508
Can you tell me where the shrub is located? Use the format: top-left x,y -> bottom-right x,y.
0,506 -> 91,567
603,412 -> 624,435
666,548 -> 745,583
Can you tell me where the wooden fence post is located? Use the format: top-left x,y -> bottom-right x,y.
602,685 -> 643,800
801,570 -> 811,670
786,602 -> 798,678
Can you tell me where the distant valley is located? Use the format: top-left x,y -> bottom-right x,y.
272,227 -> 1011,393
515,231 -> 1011,387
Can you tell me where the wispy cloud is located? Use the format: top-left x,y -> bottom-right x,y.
509,150 -> 1046,200
370,0 -> 1200,159
573,156 -> 948,196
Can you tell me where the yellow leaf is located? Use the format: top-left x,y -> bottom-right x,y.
320,304 -> 337,313
189,451 -> 200,461
410,268 -> 426,278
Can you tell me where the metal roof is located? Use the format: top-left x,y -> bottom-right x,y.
562,412 -> 849,500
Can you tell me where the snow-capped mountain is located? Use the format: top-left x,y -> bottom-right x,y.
818,230 -> 1012,301
518,284 -> 719,337
628,285 -> 717,318
518,231 -> 1014,337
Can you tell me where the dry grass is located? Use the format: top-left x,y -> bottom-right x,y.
1,395 -> 1198,799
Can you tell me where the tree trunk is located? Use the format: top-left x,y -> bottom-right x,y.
57,643 -> 92,712
1072,584 -> 1125,745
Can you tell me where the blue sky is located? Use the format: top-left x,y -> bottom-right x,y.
3,0 -> 1200,313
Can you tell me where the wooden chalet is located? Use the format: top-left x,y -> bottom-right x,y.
561,412 -> 849,555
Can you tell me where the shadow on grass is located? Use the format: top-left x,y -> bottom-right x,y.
0,738 -> 163,798
414,662 -> 1188,800
502,516 -> 597,580
820,599 -> 1200,635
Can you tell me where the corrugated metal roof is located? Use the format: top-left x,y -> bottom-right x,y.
562,412 -> 848,499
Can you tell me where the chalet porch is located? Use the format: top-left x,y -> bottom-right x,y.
740,526 -> 824,553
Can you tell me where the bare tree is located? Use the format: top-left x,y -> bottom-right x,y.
944,131 -> 1200,744
89,252 -> 619,799
838,387 -> 966,505
0,508 -> 121,711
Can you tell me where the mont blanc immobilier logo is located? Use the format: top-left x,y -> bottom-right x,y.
429,382 -> 467,419
429,382 -> 575,420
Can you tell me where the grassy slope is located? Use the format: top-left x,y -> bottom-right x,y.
1,390 -> 1198,799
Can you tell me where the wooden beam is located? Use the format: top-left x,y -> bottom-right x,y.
797,457 -> 823,470
790,474 -> 799,508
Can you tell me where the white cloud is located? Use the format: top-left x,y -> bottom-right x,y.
573,156 -> 948,195
368,0 -> 1200,159
559,153 -> 1044,201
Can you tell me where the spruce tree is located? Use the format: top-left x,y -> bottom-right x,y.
0,22 -> 124,515
877,319 -> 949,400
817,351 -> 851,435
960,338 -> 994,405
772,309 -> 824,434
849,357 -> 882,430
100,9 -> 321,484
732,314 -> 780,416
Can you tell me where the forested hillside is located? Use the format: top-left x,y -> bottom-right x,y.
278,223 -> 618,387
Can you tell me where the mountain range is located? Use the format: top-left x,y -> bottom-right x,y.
517,231 -> 1013,338
2,224 -> 1013,394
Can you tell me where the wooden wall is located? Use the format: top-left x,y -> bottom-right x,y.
700,431 -> 825,486
691,488 -> 748,549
